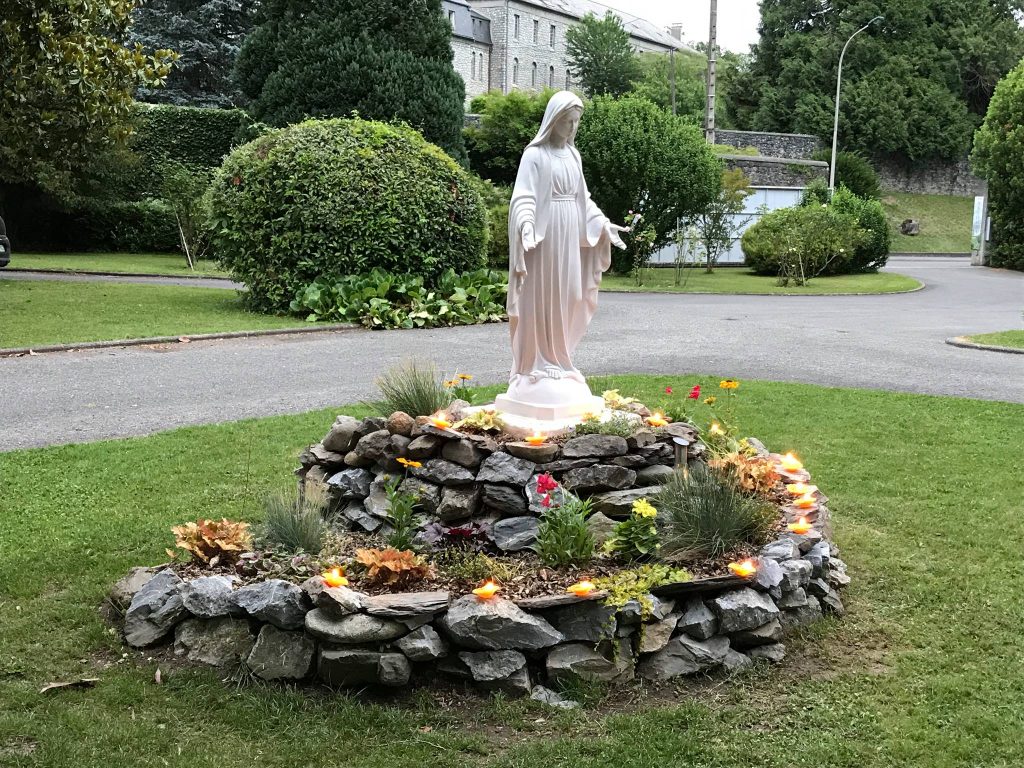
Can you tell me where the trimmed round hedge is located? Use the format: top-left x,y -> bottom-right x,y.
209,118 -> 488,312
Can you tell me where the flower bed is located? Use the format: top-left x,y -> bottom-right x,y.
112,388 -> 849,703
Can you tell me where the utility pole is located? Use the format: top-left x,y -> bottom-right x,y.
704,0 -> 717,143
670,48 -> 677,115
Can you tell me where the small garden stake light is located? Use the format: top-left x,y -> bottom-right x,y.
673,437 -> 691,477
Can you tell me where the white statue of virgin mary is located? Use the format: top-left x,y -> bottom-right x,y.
494,91 -> 628,422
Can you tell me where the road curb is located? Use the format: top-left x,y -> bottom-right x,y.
3,267 -> 234,281
601,279 -> 926,297
945,336 -> 1024,355
0,323 -> 359,358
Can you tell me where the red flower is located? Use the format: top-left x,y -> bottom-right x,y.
688,385 -> 701,400
541,494 -> 552,508
536,473 -> 558,493
665,386 -> 673,395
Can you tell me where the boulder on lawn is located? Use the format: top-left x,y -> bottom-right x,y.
123,569 -> 187,648
247,624 -> 316,680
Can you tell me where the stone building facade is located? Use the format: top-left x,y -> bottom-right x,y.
444,0 -> 685,103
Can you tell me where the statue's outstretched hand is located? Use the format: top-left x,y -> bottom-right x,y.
513,270 -> 527,293
607,223 -> 630,250
521,222 -> 538,252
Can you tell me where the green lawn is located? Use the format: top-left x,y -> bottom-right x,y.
602,268 -> 921,294
965,330 -> 1024,349
0,280 -> 309,348
882,192 -> 974,253
1,376 -> 1022,767
10,252 -> 230,278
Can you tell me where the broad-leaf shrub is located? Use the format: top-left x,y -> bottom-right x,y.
741,204 -> 863,277
290,268 -> 506,329
810,150 -> 882,200
209,118 -> 488,312
828,186 -> 890,272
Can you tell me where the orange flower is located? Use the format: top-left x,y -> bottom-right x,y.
396,457 -> 422,468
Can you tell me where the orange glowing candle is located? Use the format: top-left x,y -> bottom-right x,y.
472,580 -> 500,599
785,482 -> 817,496
728,559 -> 757,578
778,452 -> 804,472
709,422 -> 724,435
646,412 -> 669,427
429,411 -> 452,430
787,517 -> 813,535
322,567 -> 348,588
525,431 -> 547,446
566,580 -> 596,597
793,493 -> 818,510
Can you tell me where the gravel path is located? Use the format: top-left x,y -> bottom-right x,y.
2,257 -> 1021,451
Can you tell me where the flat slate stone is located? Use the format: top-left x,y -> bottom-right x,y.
173,617 -> 254,667
514,592 -> 608,611
231,579 -> 310,630
123,569 -> 187,648
709,588 -> 780,634
362,591 -> 449,620
505,442 -> 559,463
395,625 -> 449,661
650,574 -> 749,598
476,453 -> 536,486
410,459 -> 476,486
492,516 -> 540,552
441,595 -> 562,650
546,639 -> 634,683
482,483 -> 528,516
562,464 -> 636,493
561,434 -> 628,458
247,624 -> 315,680
304,608 -> 406,644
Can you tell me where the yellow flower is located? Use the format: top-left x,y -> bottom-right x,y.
632,498 -> 658,519
719,379 -> 739,390
396,458 -> 422,468
703,396 -> 717,405
457,373 -> 473,381
443,379 -> 457,388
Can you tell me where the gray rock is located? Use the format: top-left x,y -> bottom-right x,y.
322,415 -> 361,453
677,598 -> 718,640
753,558 -> 785,591
730,618 -> 783,649
231,579 -> 310,630
482,483 -> 528,516
783,529 -> 824,553
807,577 -> 831,598
437,485 -> 482,522
353,429 -> 392,463
124,569 -> 187,647
828,567 -> 852,588
538,458 -> 594,473
546,639 -> 634,683
110,566 -> 159,609
411,459 -> 476,486
744,437 -> 770,457
246,624 -> 315,680
492,516 -> 540,552
610,454 -> 651,469
638,442 -> 674,462
550,601 -> 617,642
586,511 -> 619,548
342,501 -> 382,532
396,477 -> 442,515
406,434 -> 442,460
721,648 -> 754,673
505,442 -> 559,463
476,453 -> 536,486
819,590 -> 845,616
804,541 -> 832,578
709,588 -> 780,634
310,444 -> 345,467
386,411 -> 415,437
627,430 -> 658,450
174,617 -> 254,666
458,650 -> 526,682
378,653 -> 412,687
441,595 -> 562,650
327,468 -> 374,500
299,575 -> 326,604
760,538 -> 801,562
635,464 -> 675,486
779,596 -> 823,630
395,625 -> 448,661
748,643 -> 786,663
589,487 -> 653,518
180,575 -> 238,619
562,464 -> 637,493
442,439 -> 488,469
318,649 -> 409,687
343,450 -> 374,469
562,434 -> 628,458
361,472 -> 399,518
304,609 -> 406,644
317,586 -> 363,618
636,613 -> 680,654
354,416 -> 387,440
637,634 -> 730,681
362,591 -> 449,621
779,559 -> 813,590
619,595 -> 674,624
530,685 -> 580,709
777,587 -> 808,609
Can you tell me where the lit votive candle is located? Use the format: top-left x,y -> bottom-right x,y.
472,580 -> 500,599
566,580 -> 596,597
728,559 -> 757,578
322,567 -> 348,588
646,412 -> 669,428
525,431 -> 547,446
709,422 -> 724,435
793,493 -> 818,510
778,452 -> 804,472
785,482 -> 817,496
787,517 -> 813,535
429,411 -> 452,430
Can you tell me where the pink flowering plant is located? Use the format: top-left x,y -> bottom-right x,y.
531,474 -> 595,567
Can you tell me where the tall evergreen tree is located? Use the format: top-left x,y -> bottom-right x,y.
565,11 -> 641,97
731,0 -> 1024,163
234,0 -> 467,163
132,0 -> 256,108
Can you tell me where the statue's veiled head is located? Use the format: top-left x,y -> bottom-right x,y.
529,91 -> 585,149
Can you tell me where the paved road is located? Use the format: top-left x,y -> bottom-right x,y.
2,257 -> 1021,451
1,269 -> 241,290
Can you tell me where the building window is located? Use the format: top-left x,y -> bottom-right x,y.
533,19 -> 539,43
448,10 -> 455,26
531,62 -> 537,87
549,65 -> 555,87
471,52 -> 477,81
550,24 -> 556,47
512,57 -> 519,85
514,14 -> 520,39
566,69 -> 571,88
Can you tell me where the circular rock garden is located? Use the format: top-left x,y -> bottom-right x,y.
112,392 -> 849,704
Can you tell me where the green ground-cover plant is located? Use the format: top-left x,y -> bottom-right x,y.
263,487 -> 327,554
605,498 -> 660,561
655,464 -> 777,562
289,268 -> 506,330
572,414 -> 637,438
384,479 -> 419,551
371,360 -> 452,419
533,488 -> 595,568
593,563 -> 691,615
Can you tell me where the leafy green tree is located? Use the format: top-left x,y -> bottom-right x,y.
575,96 -> 721,274
683,168 -> 753,273
972,58 -> 1024,271
234,0 -> 467,163
733,0 -> 1024,162
464,89 -> 554,185
631,48 -> 747,130
132,0 -> 256,108
0,0 -> 176,200
565,11 -> 641,97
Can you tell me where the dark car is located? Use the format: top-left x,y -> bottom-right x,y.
0,214 -> 9,268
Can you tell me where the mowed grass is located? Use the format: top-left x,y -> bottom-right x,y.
966,330 -> 1024,349
1,376 -> 1023,767
0,280 -> 309,348
882,192 -> 974,253
601,268 -> 920,294
10,252 -> 230,278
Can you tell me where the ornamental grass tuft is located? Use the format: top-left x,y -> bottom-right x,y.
371,360 -> 453,418
263,486 -> 327,555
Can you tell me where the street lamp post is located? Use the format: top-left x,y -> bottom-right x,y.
829,15 -> 883,193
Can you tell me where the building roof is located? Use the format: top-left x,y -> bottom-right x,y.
523,0 -> 690,51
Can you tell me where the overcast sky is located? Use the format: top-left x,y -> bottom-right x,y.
596,0 -> 762,53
